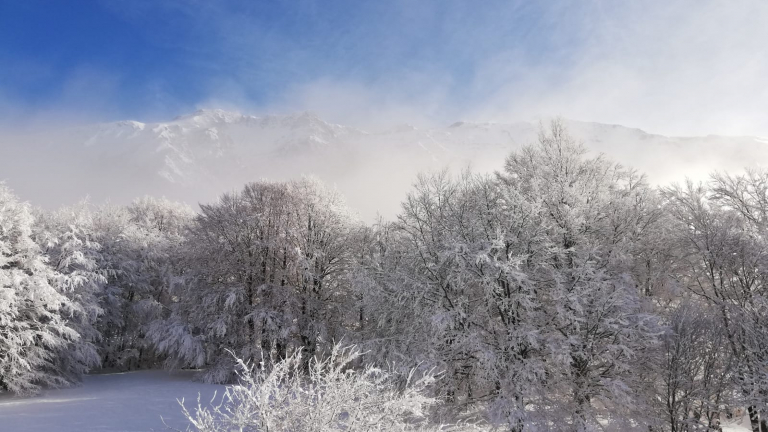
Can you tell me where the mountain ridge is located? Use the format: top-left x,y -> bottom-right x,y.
1,110 -> 766,220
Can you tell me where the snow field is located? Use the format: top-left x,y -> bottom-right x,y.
0,370 -> 224,432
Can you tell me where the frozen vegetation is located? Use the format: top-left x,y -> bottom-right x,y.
2,120 -> 768,431
0,366 -> 752,432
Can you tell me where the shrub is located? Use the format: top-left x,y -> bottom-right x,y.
176,343 -> 479,432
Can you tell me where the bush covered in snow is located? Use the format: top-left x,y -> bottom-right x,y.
176,343 -> 479,432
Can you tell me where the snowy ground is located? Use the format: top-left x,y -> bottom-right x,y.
0,370 -> 225,432
724,418 -> 755,432
0,370 -> 755,432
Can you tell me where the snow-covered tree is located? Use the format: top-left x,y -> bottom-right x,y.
356,121 -> 665,431
153,181 -> 296,381
664,174 -> 768,432
155,179 -> 355,383
93,197 -> 194,369
0,184 -> 79,395
287,178 -> 356,371
651,301 -> 735,432
33,201 -> 106,382
494,121 -> 663,430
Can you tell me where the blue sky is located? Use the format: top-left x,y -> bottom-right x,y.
2,0 -> 768,135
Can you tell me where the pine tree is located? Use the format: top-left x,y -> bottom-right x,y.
0,184 -> 79,395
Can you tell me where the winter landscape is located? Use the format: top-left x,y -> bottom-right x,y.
3,1 -> 768,432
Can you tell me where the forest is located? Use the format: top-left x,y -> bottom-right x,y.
2,121 -> 767,432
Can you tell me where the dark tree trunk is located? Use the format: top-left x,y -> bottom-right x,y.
275,340 -> 287,362
748,405 -> 762,432
260,322 -> 271,357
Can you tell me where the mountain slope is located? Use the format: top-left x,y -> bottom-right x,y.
1,110 -> 766,220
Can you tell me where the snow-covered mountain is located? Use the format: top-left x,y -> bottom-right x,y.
2,109 -> 767,220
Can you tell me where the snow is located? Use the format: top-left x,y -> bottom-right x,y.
5,109 -> 768,221
724,425 -> 751,432
0,370 -> 225,432
723,417 -> 754,432
0,368 -> 755,432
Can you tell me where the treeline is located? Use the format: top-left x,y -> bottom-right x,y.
1,121 -> 768,432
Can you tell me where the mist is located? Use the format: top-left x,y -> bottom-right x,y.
1,111 -> 766,222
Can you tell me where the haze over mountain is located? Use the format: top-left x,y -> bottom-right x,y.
2,109 -> 766,220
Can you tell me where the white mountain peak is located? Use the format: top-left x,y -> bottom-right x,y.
2,110 -> 767,220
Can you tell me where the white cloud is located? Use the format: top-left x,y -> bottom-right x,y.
230,0 -> 768,137
464,0 -> 768,136
5,0 -> 768,137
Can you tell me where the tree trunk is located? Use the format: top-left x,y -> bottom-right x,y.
260,321 -> 271,358
275,340 -> 287,362
574,397 -> 590,432
748,405 -> 762,432
300,297 -> 316,374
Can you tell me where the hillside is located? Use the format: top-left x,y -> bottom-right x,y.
2,110 -> 766,219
